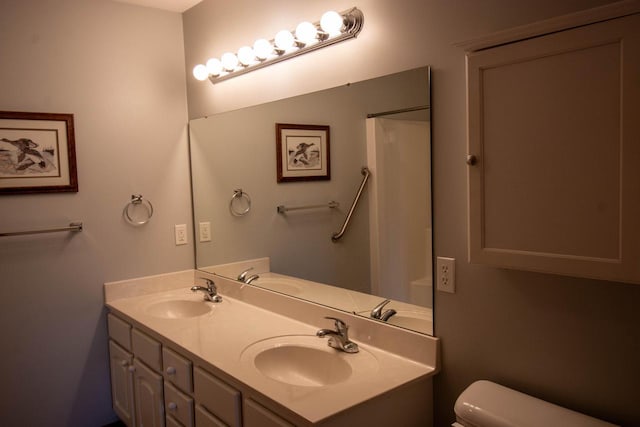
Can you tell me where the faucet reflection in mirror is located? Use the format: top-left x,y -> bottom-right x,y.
192,8 -> 364,84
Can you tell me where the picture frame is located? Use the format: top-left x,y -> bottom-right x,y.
0,111 -> 78,194
276,123 -> 330,182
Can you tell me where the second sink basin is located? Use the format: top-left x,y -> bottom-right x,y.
240,335 -> 379,388
145,300 -> 212,319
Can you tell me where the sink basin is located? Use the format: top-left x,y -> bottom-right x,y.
240,335 -> 378,388
144,300 -> 212,319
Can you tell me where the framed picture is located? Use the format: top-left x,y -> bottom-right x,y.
0,111 -> 78,194
276,123 -> 330,182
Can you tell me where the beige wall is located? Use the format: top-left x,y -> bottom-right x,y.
0,0 -> 191,425
184,1 -> 640,426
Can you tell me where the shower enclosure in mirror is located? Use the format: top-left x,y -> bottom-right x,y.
189,67 -> 433,335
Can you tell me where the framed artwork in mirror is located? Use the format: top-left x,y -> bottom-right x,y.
0,111 -> 78,194
276,123 -> 330,182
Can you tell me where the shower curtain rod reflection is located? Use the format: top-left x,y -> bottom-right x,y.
367,105 -> 430,118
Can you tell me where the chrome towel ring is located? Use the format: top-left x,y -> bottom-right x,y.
230,189 -> 251,217
124,194 -> 154,226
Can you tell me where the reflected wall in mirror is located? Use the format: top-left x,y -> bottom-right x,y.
189,67 -> 433,335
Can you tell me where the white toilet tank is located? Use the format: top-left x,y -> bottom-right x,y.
453,380 -> 618,427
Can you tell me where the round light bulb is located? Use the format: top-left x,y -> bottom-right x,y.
253,38 -> 273,60
205,58 -> 223,76
274,30 -> 295,51
221,52 -> 239,71
295,21 -> 317,45
237,46 -> 255,66
192,64 -> 208,81
320,10 -> 343,36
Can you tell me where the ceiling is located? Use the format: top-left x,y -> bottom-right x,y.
113,0 -> 203,12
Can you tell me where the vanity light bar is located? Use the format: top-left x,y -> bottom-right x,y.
192,7 -> 364,84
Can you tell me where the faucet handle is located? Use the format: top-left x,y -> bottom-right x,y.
371,299 -> 391,319
324,316 -> 348,333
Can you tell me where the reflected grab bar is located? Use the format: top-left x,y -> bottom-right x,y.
332,167 -> 370,242
277,201 -> 339,214
0,222 -> 83,237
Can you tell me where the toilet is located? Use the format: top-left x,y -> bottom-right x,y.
453,380 -> 618,427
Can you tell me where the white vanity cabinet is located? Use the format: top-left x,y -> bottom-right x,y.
465,11 -> 640,284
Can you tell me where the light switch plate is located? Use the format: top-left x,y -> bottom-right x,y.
436,256 -> 455,293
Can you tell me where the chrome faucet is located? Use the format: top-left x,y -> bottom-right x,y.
237,267 -> 254,282
316,316 -> 359,353
245,274 -> 260,284
190,278 -> 222,303
370,299 -> 397,322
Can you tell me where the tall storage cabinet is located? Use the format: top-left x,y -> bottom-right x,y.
465,10 -> 640,284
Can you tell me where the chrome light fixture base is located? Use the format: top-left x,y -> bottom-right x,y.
194,7 -> 364,84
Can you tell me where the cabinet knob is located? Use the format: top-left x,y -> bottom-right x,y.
466,154 -> 478,166
128,365 -> 136,373
166,366 -> 176,375
167,402 -> 178,411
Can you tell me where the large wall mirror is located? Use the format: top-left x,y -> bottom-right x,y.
189,67 -> 433,335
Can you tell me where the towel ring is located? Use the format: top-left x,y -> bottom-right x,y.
229,189 -> 251,217
124,194 -> 154,226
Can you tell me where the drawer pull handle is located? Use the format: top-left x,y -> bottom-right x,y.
168,402 -> 178,411
166,366 -> 176,375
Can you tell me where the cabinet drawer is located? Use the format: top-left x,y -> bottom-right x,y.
243,399 -> 294,427
164,382 -> 194,427
194,367 -> 241,427
195,405 -> 227,427
107,313 -> 132,351
163,347 -> 193,393
132,328 -> 162,371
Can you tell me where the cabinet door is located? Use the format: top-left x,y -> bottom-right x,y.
109,340 -> 135,427
466,13 -> 640,283
133,359 -> 165,427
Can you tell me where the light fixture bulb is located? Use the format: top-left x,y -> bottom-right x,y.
205,58 -> 223,76
193,64 -> 208,81
275,30 -> 295,51
221,52 -> 239,71
295,21 -> 317,45
253,38 -> 273,60
237,46 -> 255,66
320,10 -> 343,36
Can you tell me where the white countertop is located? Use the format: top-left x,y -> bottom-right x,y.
106,276 -> 437,424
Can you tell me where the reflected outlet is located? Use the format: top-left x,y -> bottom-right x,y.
199,221 -> 211,242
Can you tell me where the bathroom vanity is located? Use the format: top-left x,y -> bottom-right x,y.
105,271 -> 439,427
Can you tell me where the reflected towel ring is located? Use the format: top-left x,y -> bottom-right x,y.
124,194 -> 154,226
229,189 -> 251,217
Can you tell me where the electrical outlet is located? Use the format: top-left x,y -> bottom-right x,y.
436,256 -> 455,293
174,224 -> 188,245
199,221 -> 211,242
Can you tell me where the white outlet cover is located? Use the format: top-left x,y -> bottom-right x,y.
199,221 -> 211,242
436,256 -> 455,293
175,224 -> 188,245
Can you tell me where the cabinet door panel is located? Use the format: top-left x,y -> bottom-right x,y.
133,359 -> 165,427
109,340 -> 135,427
467,13 -> 640,283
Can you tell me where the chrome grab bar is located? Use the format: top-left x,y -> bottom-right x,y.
332,167 -> 370,242
277,201 -> 339,214
0,222 -> 83,237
